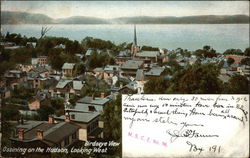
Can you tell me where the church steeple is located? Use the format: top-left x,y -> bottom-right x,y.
131,25 -> 139,58
134,25 -> 137,46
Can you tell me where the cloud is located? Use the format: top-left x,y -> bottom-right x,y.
1,1 -> 249,19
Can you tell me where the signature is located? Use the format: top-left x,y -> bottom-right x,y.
166,122 -> 206,143
186,141 -> 222,155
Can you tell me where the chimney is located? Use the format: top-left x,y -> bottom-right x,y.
92,94 -> 95,100
20,117 -> 24,124
36,129 -> 43,139
100,92 -> 105,98
18,128 -> 24,140
65,114 -> 70,122
48,115 -> 55,124
120,83 -> 123,88
71,114 -> 75,120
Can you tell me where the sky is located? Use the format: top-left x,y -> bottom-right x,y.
1,1 -> 249,19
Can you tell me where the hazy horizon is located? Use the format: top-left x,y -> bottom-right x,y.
2,10 -> 250,20
1,1 -> 249,19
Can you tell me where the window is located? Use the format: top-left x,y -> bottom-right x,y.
72,132 -> 76,139
64,137 -> 69,146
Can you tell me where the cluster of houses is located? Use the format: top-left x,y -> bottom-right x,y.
1,26 -> 249,155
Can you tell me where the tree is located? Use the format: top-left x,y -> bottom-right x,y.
101,94 -> 121,156
227,57 -> 235,66
40,26 -> 52,39
171,63 -> 223,94
224,49 -> 244,56
240,58 -> 250,66
224,75 -> 249,94
144,77 -> 170,94
244,47 -> 250,57
1,105 -> 20,121
37,105 -> 55,120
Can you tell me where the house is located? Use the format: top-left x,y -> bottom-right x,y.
158,54 -> 169,64
85,49 -> 102,57
4,70 -> 27,90
31,56 -> 48,66
28,91 -> 50,110
26,42 -> 37,48
77,93 -> 110,112
75,53 -> 84,60
54,44 -> 65,49
103,65 -> 120,79
53,79 -> 85,99
237,65 -> 250,78
93,67 -> 104,79
126,81 -> 145,94
121,60 -> 144,76
135,51 -> 160,63
0,87 -> 11,99
54,111 -> 102,141
0,41 -> 16,48
62,63 -> 76,76
114,56 -> 132,66
225,55 -> 247,63
145,67 -> 165,78
17,64 -> 35,72
10,117 -> 80,157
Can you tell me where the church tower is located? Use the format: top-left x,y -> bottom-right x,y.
131,25 -> 139,58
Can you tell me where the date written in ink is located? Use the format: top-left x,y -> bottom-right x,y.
186,141 -> 221,154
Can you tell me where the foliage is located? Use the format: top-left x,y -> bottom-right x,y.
1,104 -> 20,121
101,94 -> 122,156
244,47 -> 250,57
74,62 -> 86,75
224,75 -> 249,94
141,45 -> 159,51
223,48 -> 244,56
240,58 -> 250,66
37,104 -> 55,121
145,63 -> 223,94
87,51 -> 114,69
194,45 -> 217,58
144,77 -> 170,94
81,37 -> 116,50
173,63 -> 222,94
227,57 -> 235,66
13,85 -> 35,100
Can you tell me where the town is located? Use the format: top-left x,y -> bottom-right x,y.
0,26 -> 249,157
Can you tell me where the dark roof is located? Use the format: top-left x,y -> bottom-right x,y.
77,96 -> 110,105
54,112 -> 100,123
13,121 -> 80,145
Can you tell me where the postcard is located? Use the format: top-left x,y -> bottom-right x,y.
0,1 -> 249,158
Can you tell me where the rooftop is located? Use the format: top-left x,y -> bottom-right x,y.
145,67 -> 165,76
136,51 -> 159,58
62,63 -> 75,69
77,96 -> 110,105
54,111 -> 100,123
121,60 -> 144,69
13,121 -> 80,145
56,80 -> 71,89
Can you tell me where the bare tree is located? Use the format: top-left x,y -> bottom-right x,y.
40,26 -> 52,39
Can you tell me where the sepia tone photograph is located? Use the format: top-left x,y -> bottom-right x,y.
0,1 -> 249,158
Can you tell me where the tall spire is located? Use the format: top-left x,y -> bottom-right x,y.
134,25 -> 137,46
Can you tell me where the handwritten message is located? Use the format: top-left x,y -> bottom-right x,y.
122,95 -> 249,157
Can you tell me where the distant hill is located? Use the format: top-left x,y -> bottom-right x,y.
112,15 -> 250,24
1,11 -> 249,24
1,11 -> 54,24
56,16 -> 110,24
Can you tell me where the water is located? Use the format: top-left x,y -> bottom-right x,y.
1,24 -> 249,53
